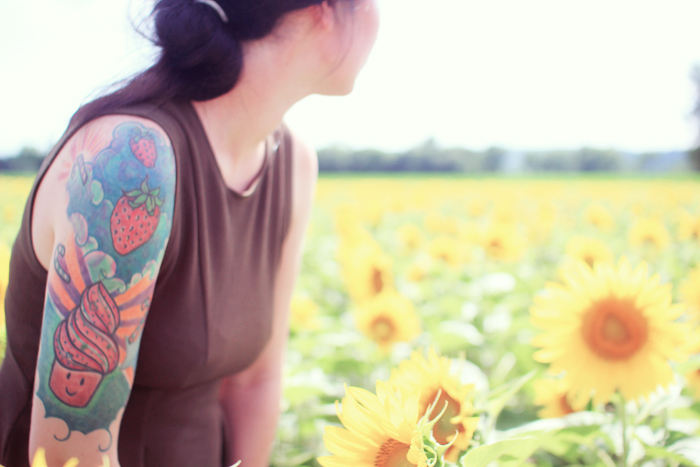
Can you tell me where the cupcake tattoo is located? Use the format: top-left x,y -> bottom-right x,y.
50,282 -> 120,408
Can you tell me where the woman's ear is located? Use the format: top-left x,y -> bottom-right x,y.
314,0 -> 341,32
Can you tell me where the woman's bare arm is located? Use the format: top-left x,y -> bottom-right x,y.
28,115 -> 176,466
219,130 -> 318,467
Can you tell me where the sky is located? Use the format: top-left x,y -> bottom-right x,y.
1,0 -> 700,155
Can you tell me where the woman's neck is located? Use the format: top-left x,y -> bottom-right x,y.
191,36 -> 314,192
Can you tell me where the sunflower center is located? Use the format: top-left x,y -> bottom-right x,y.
426,390 -> 462,445
558,394 -> 574,415
370,316 -> 396,341
372,268 -> 384,295
375,439 -> 414,467
642,235 -> 658,247
405,233 -> 420,249
486,238 -> 505,257
582,298 -> 649,360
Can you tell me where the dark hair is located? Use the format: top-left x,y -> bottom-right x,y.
71,0 -> 331,126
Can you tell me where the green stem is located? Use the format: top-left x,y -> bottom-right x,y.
434,450 -> 446,467
595,447 -> 617,467
617,392 -> 629,467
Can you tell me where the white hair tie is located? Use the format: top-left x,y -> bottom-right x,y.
195,0 -> 229,23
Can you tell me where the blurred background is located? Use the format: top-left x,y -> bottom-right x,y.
1,0 -> 700,172
3,2 -> 700,466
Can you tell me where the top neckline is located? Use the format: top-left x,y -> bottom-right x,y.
183,100 -> 278,199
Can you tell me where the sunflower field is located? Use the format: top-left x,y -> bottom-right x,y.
3,173 -> 700,467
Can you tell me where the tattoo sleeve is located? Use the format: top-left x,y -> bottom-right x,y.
33,120 -> 176,453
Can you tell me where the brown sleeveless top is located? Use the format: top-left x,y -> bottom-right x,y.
0,99 -> 293,467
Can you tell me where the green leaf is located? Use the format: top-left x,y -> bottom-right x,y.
539,425 -> 604,457
125,189 -> 143,198
151,187 -> 160,197
141,177 -> 149,192
146,196 -> 155,215
642,443 -> 699,467
155,197 -> 164,207
130,194 -> 148,206
486,370 -> 537,432
460,437 -> 543,467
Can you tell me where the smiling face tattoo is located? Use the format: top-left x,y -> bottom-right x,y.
49,283 -> 121,408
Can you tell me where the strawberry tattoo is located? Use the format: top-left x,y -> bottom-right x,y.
111,177 -> 164,255
129,133 -> 157,168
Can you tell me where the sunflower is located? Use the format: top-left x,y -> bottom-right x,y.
532,378 -> 577,419
424,212 -> 459,236
565,236 -> 613,268
363,202 -> 386,227
318,381 -> 428,467
492,202 -> 517,225
336,225 -> 377,259
0,241 -> 10,329
531,258 -> 689,408
354,291 -> 421,352
528,203 -> 556,243
427,236 -> 466,267
389,348 -> 479,462
457,222 -> 480,245
290,295 -> 320,332
339,239 -> 395,304
3,204 -> 17,225
479,222 -> 523,262
676,209 -> 700,243
396,224 -> 425,252
584,204 -> 615,231
684,329 -> 700,398
30,447 -> 110,467
405,263 -> 426,283
680,266 -> 700,320
466,199 -> 487,218
628,217 -> 670,251
334,203 -> 363,238
537,202 -> 557,225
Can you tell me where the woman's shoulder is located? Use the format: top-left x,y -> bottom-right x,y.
280,125 -> 318,234
59,113 -> 176,166
283,125 -> 318,183
32,113 -> 178,270
61,100 -> 194,164
46,113 -> 177,202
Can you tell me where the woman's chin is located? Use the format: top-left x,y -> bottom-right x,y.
315,79 -> 357,97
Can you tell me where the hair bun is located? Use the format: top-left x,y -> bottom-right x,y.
155,0 -> 243,100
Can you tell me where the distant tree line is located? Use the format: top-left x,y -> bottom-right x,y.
318,142 -> 688,173
0,147 -> 45,172
317,139 -> 506,172
690,64 -> 700,171
523,148 -> 622,172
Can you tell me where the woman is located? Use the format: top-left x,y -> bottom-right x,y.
0,0 -> 379,466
